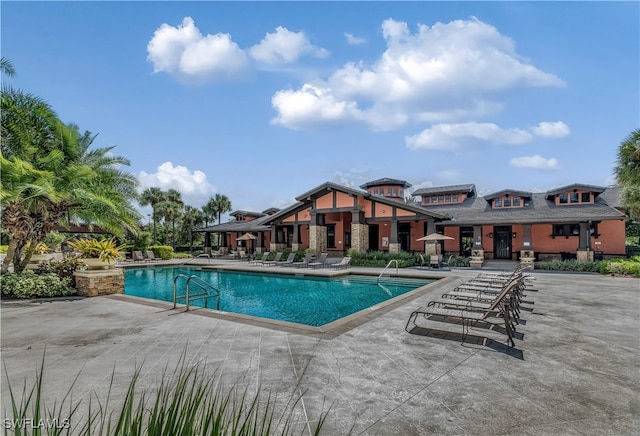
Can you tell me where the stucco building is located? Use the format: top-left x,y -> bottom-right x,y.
197,178 -> 626,262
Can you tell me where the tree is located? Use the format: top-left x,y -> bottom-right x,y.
1,57 -> 16,77
139,187 -> 164,243
1,87 -> 141,272
615,129 -> 640,219
180,206 -> 205,252
157,189 -> 183,249
211,193 -> 232,225
202,197 -> 217,227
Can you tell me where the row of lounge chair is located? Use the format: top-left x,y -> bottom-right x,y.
248,252 -> 351,269
119,250 -> 161,264
405,269 -> 535,347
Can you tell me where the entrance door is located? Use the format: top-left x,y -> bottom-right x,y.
398,223 -> 411,251
494,226 -> 512,259
369,225 -> 379,251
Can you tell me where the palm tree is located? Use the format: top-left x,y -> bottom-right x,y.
157,189 -> 183,249
180,206 -> 205,252
211,193 -> 232,225
615,129 -> 640,219
1,88 -> 141,272
139,187 -> 164,243
1,57 -> 16,77
202,197 -> 217,227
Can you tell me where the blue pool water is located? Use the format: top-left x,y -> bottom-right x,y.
124,267 -> 433,327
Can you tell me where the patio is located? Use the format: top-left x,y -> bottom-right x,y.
1,265 -> 638,434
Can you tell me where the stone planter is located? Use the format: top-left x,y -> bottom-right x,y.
73,269 -> 124,296
79,257 -> 116,270
25,254 -> 55,270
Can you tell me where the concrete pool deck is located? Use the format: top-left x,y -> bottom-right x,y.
2,262 -> 639,435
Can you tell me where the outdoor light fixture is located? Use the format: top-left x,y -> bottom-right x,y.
488,232 -> 493,238
512,232 -> 517,238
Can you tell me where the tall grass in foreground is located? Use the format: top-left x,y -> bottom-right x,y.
3,352 -> 330,436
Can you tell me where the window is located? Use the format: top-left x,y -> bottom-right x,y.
559,194 -> 568,204
524,198 -> 531,206
326,225 -> 336,248
582,192 -> 591,203
400,189 -> 404,198
387,188 -> 392,196
453,194 -> 459,202
570,192 -> 579,203
344,232 -> 351,247
438,195 -> 445,203
392,189 -> 398,197
553,223 -> 582,237
432,195 -> 438,203
504,197 -> 511,207
513,197 -> 521,207
424,196 -> 430,204
445,194 -> 451,202
495,198 -> 502,207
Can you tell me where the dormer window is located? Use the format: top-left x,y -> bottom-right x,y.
495,198 -> 502,207
582,192 -> 591,202
513,197 -> 521,207
559,194 -> 568,204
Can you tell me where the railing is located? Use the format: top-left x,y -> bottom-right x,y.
173,274 -> 221,311
377,259 -> 399,285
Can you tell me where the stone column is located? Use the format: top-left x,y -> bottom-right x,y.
291,224 -> 301,252
576,222 -> 593,262
389,219 -> 401,253
309,213 -> 327,254
520,224 -> 535,269
350,210 -> 369,253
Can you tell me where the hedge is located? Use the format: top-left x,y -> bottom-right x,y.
1,271 -> 75,299
148,245 -> 174,260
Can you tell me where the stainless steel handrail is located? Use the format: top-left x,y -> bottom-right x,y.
173,274 -> 221,311
377,259 -> 399,284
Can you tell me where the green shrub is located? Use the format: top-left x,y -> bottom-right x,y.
172,252 -> 192,259
448,256 -> 471,267
536,259 -> 603,273
1,271 -> 75,299
149,245 -> 174,260
347,250 -> 418,268
0,245 -> 7,254
600,256 -> 640,277
36,258 -> 85,287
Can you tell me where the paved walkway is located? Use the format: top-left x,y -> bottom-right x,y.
1,264 -> 639,435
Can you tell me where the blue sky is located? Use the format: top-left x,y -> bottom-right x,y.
3,1 -> 638,221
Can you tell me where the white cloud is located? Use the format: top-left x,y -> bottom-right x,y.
147,17 -> 248,81
138,162 -> 216,205
405,122 -> 533,150
272,17 -> 564,130
345,33 -> 366,45
532,121 -> 570,138
509,155 -> 560,169
249,26 -> 329,66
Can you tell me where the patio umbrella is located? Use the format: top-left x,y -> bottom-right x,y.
416,232 -> 455,241
236,232 -> 257,241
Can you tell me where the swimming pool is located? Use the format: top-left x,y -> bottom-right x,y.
124,267 -> 434,327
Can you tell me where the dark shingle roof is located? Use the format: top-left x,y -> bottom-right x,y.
436,193 -> 624,225
484,189 -> 533,200
195,213 -> 272,233
412,184 -> 476,197
545,183 -> 606,198
360,178 -> 412,189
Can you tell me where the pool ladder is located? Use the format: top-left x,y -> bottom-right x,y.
173,274 -> 220,311
377,259 -> 399,285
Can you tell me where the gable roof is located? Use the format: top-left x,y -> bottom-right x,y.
360,178 -> 412,189
412,184 -> 476,197
484,189 -> 533,201
436,192 -> 624,225
546,183 -> 606,198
